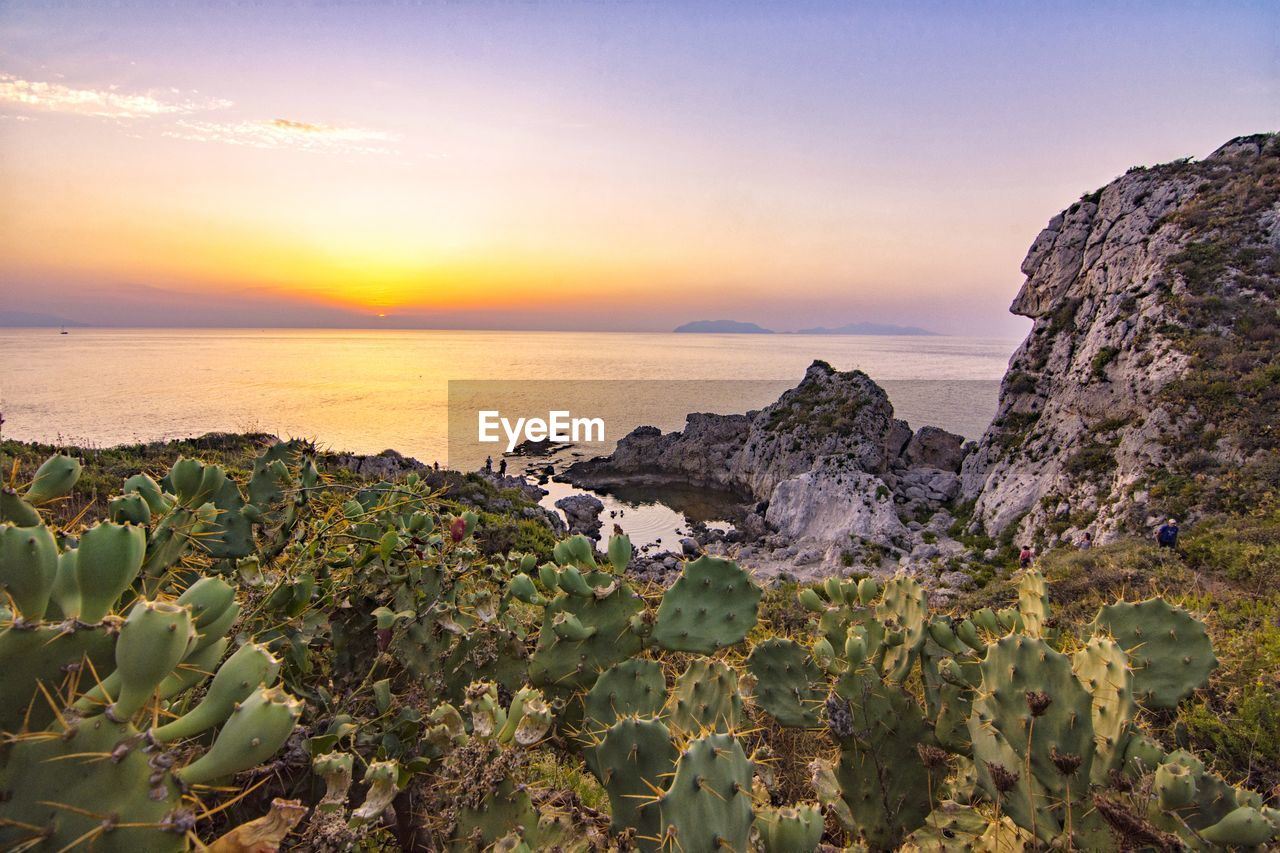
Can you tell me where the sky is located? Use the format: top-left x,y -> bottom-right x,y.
0,1 -> 1275,335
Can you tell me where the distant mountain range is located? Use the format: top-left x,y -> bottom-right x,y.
673,319 -> 773,334
673,319 -> 938,336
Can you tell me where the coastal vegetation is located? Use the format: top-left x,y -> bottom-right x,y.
2,437 -> 1278,850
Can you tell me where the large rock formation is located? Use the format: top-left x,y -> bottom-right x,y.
565,361 -> 966,573
962,133 -> 1280,545
566,134 -> 1279,574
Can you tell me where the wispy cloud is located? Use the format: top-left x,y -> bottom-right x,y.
164,117 -> 398,154
0,74 -> 231,118
1,72 -> 397,155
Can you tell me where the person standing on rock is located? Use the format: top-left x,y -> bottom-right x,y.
1019,545 -> 1034,569
485,455 -> 493,472
498,458 -> 507,476
1156,518 -> 1180,549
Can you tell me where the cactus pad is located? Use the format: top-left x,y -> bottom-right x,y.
528,573 -> 644,694
1092,598 -> 1216,710
1016,567 -> 1051,639
875,574 -> 928,682
1071,636 -> 1136,783
747,638 -> 825,728
594,715 -> 678,845
968,635 -> 1094,843
583,658 -> 666,733
656,731 -> 754,853
754,803 -> 822,852
652,555 -> 760,653
831,667 -> 943,849
0,716 -> 184,852
665,658 -> 744,734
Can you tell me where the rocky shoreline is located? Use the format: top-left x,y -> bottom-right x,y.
557,361 -> 983,589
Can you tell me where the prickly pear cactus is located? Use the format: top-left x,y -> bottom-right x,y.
933,654 -> 981,755
0,453 -> 302,851
747,638 -> 825,728
1092,598 -> 1217,710
754,803 -> 823,853
655,731 -> 754,853
593,715 -> 678,846
665,658 -> 745,734
0,714 -> 186,852
1071,636 -> 1136,784
901,800 -> 1030,852
0,631 -> 298,852
1,453 -> 82,526
1016,566 -> 1050,639
652,555 -> 760,653
875,574 -> 928,682
450,777 -> 582,851
968,635 -> 1094,845
817,600 -> 885,670
1200,805 -> 1280,847
829,665 -> 944,849
583,658 -> 666,729
527,569 -> 645,694
1156,749 -> 1250,832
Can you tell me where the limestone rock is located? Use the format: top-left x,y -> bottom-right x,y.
963,134 -> 1280,545
764,463 -> 907,546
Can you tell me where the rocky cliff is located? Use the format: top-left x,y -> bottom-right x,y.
962,133 -> 1280,545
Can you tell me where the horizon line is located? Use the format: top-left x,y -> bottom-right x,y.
0,323 -> 1028,338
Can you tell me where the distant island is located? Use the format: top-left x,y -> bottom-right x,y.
795,321 -> 938,336
672,319 -> 773,334
672,319 -> 938,335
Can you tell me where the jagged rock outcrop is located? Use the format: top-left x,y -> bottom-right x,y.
564,361 -> 967,574
904,426 -> 967,471
554,493 -> 605,540
962,133 -> 1280,545
569,416 -> 752,492
731,363 -> 903,496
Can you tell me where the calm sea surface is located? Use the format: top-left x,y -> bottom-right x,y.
2,328 -> 1019,547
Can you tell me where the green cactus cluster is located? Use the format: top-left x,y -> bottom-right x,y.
1092,597 -> 1218,710
789,564 -> 1280,851
0,546 -> 299,851
0,447 -> 323,850
5,442 -> 1279,852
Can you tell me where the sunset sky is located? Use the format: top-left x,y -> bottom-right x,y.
0,1 -> 1275,334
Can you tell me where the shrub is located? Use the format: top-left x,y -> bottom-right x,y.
1090,346 -> 1120,380
1065,442 -> 1116,478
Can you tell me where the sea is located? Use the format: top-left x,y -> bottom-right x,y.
1,328 -> 1020,549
